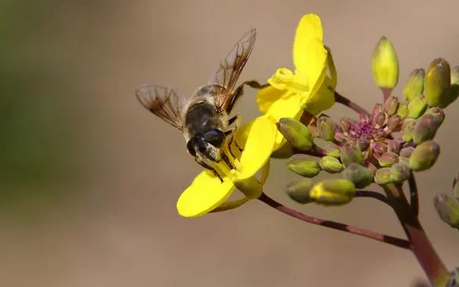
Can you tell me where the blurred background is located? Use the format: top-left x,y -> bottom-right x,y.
1,0 -> 458,286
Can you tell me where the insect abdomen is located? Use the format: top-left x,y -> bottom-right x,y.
185,101 -> 220,136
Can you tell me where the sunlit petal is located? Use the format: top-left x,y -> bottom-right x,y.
177,171 -> 235,218
256,85 -> 290,114
293,14 -> 324,73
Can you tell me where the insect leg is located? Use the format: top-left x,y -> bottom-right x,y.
226,114 -> 244,153
194,158 -> 223,182
225,80 -> 269,114
221,152 -> 236,170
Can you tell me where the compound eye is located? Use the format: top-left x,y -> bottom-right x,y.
203,129 -> 225,148
186,140 -> 197,157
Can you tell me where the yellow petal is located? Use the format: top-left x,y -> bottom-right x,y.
293,14 -> 324,73
237,116 -> 276,180
234,119 -> 254,149
177,171 -> 235,218
210,197 -> 250,213
302,75 -> 335,115
231,171 -> 263,199
256,85 -> 290,114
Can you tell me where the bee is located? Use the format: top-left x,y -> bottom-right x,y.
136,28 -> 264,181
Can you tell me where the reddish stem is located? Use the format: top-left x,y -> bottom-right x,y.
258,193 -> 410,249
334,91 -> 371,116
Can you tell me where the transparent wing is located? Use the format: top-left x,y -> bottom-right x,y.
208,28 -> 256,110
135,84 -> 186,130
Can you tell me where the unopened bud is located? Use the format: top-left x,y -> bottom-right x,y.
286,180 -> 314,204
386,114 -> 403,131
356,139 -> 370,151
372,103 -> 384,119
324,144 -> 341,158
317,116 -> 336,142
372,36 -> 399,89
409,140 -> 440,171
373,142 -> 388,155
433,193 -> 459,229
277,118 -> 313,151
396,100 -> 409,119
340,118 -> 351,132
408,94 -> 428,119
287,155 -> 321,178
400,147 -> 415,160
390,162 -> 410,183
403,68 -> 425,101
378,152 -> 399,167
442,66 -> 459,108
425,58 -> 451,108
340,142 -> 364,167
387,139 -> 400,153
401,119 -> 417,142
319,156 -> 344,173
374,168 -> 392,185
384,96 -> 399,116
309,179 -> 356,206
412,113 -> 443,144
374,112 -> 388,128
343,163 -> 374,188
425,107 -> 445,124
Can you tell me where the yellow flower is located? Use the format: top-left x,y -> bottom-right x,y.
257,13 -> 337,117
176,13 -> 337,218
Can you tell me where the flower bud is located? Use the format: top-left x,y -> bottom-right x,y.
319,156 -> 344,173
378,152 -> 399,167
409,140 -> 440,171
396,100 -> 409,119
400,147 -> 415,160
340,142 -> 364,167
425,107 -> 445,123
286,180 -> 314,204
277,118 -> 313,151
384,96 -> 399,116
309,179 -> 356,206
287,155 -> 321,178
442,66 -> 459,108
402,68 -> 425,101
408,94 -> 428,119
317,116 -> 336,142
374,112 -> 388,128
390,162 -> 410,183
373,142 -> 388,155
356,139 -> 370,151
412,113 -> 443,144
433,193 -> 459,229
324,144 -> 341,158
387,139 -> 400,153
401,118 -> 417,142
339,118 -> 351,132
425,58 -> 451,108
386,114 -> 403,131
372,36 -> 399,90
374,168 -> 392,185
342,163 -> 374,188
372,103 -> 384,119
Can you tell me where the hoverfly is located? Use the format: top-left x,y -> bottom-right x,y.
136,28 -> 264,181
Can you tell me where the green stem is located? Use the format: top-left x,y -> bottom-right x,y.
382,183 -> 450,287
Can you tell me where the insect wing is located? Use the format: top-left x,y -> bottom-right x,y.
208,28 -> 256,111
135,84 -> 186,130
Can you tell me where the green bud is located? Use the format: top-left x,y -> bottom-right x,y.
372,36 -> 399,90
277,118 -> 313,151
319,156 -> 344,173
433,193 -> 459,229
442,66 -> 459,108
340,142 -> 364,167
408,94 -> 428,119
409,140 -> 440,171
403,68 -> 425,101
374,168 -> 392,185
425,58 -> 451,108
378,152 -> 399,167
400,147 -> 414,159
317,116 -> 336,142
342,163 -> 374,188
309,179 -> 356,206
424,107 -> 445,124
390,162 -> 410,183
384,96 -> 399,116
412,113 -> 443,144
287,155 -> 321,178
286,180 -> 314,204
401,119 -> 417,142
396,100 -> 409,119
324,144 -> 341,158
386,114 -> 403,131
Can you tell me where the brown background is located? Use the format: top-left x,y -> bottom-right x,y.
1,0 -> 459,286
